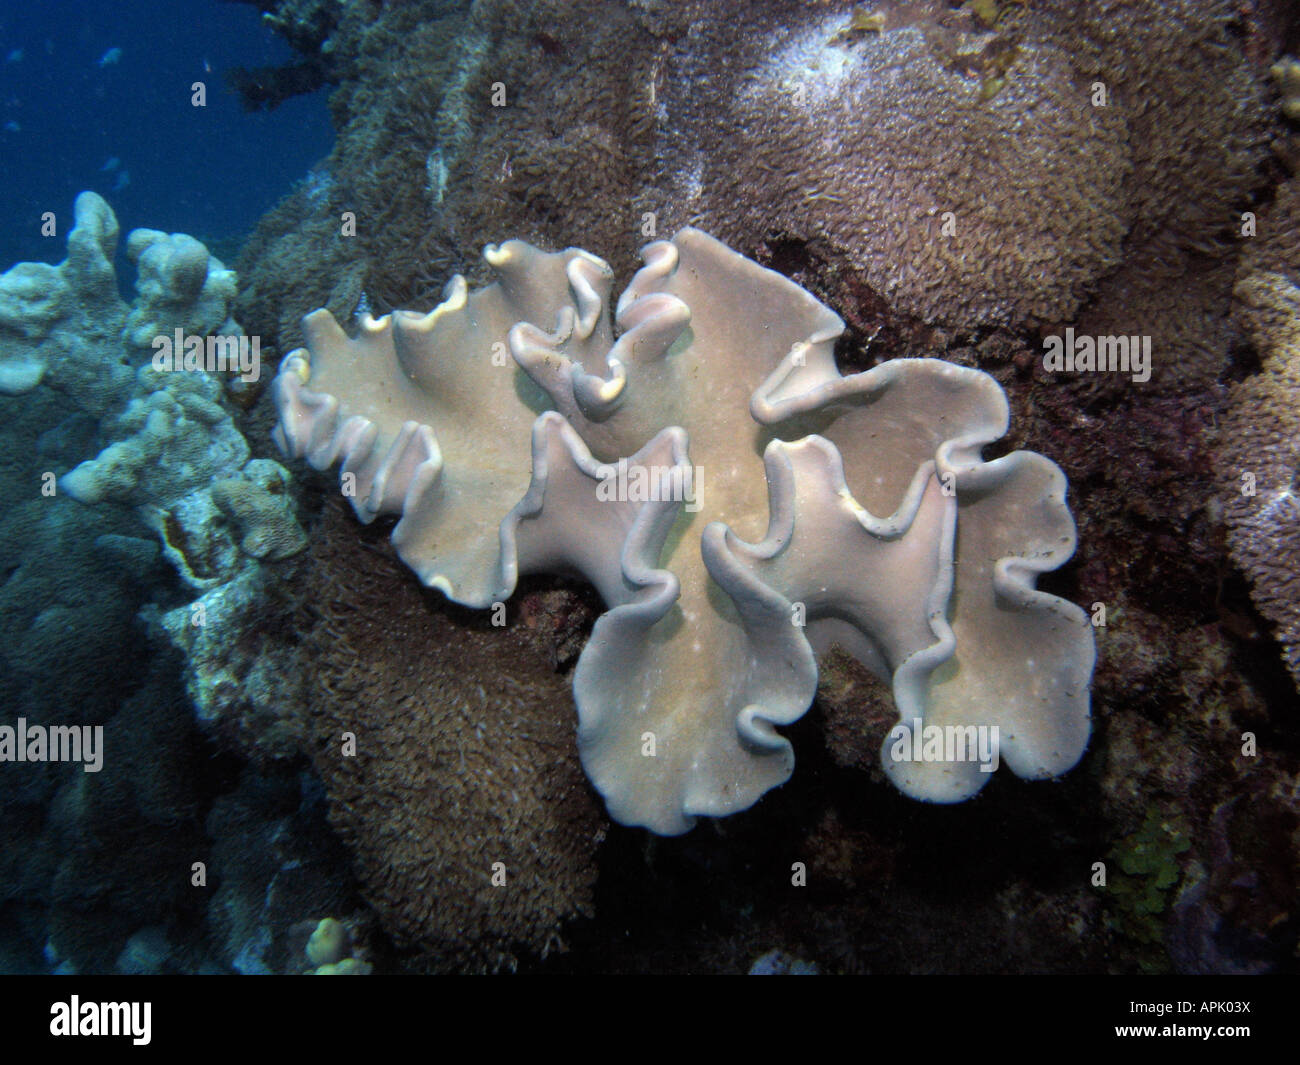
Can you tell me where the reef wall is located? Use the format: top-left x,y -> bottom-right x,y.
229,0 -> 1300,973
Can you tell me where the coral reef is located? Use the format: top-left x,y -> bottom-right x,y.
235,0 -> 1266,349
274,227 -> 1093,833
205,766 -> 363,974
238,5 -> 1272,830
6,0 -> 1297,977
235,0 -> 1300,974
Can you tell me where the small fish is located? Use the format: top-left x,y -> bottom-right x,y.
101,156 -> 119,172
112,170 -> 130,191
5,48 -> 22,63
97,47 -> 122,67
3,120 -> 19,133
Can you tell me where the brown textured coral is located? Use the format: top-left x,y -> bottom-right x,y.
651,0 -> 1134,329
1219,175 -> 1300,686
1048,0 -> 1269,398
237,0 -> 1267,349
237,0 -> 655,350
301,498 -> 605,971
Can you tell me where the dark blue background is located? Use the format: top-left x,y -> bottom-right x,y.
0,0 -> 333,269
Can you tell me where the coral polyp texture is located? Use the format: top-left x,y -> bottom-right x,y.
1219,175 -> 1300,687
274,229 -> 1095,835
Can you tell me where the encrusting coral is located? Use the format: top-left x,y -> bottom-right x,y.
274,228 -> 1095,835
211,459 -> 308,562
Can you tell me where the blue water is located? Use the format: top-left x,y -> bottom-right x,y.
0,0 -> 333,267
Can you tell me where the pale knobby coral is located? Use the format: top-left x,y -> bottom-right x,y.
0,192 -> 132,409
0,193 -> 309,758
0,192 -> 256,520
303,916 -> 371,974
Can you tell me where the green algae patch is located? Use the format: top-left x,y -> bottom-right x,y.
1104,810 -> 1192,972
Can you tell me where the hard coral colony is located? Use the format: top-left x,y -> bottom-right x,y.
273,227 -> 1095,835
